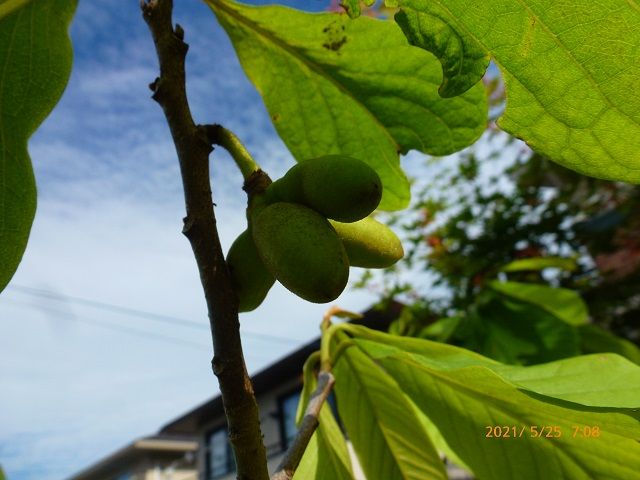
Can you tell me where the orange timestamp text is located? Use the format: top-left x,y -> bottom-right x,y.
484,425 -> 601,439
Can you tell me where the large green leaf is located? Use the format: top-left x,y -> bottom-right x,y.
332,332 -> 447,480
394,1 -> 488,97
471,295 -> 580,364
489,281 -> 588,326
0,0 -> 76,293
208,0 -> 487,210
340,326 -> 640,408
578,324 -> 640,366
330,325 -> 640,480
490,354 -> 640,409
395,0 -> 640,183
293,352 -> 354,480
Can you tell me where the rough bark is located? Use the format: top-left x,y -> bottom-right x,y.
141,2 -> 269,478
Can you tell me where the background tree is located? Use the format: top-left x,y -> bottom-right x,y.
364,124 -> 640,363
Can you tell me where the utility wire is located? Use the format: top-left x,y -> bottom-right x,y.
7,284 -> 302,346
2,298 -> 210,351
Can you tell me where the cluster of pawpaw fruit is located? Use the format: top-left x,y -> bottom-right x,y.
226,155 -> 404,312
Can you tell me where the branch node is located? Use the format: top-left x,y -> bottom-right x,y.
212,356 -> 225,376
149,77 -> 160,93
140,0 -> 156,16
243,170 -> 272,197
182,216 -> 196,239
174,23 -> 185,40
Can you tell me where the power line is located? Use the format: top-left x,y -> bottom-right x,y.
7,284 -> 302,346
2,298 -> 210,351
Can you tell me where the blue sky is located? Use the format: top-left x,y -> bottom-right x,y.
0,1 -> 385,479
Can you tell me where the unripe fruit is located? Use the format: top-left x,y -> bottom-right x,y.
227,230 -> 275,312
266,155 -> 382,223
252,202 -> 349,303
330,217 -> 404,268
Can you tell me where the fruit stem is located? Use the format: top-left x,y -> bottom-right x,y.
205,124 -> 260,180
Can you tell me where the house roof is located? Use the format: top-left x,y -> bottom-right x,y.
66,434 -> 198,480
159,302 -> 400,435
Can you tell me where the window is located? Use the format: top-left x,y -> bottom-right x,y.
206,427 -> 234,479
278,389 -> 301,450
112,474 -> 133,480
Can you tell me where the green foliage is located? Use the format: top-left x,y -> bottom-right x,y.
331,330 -> 447,480
394,1 -> 489,97
488,280 -> 588,326
266,155 -> 382,223
330,216 -> 404,268
321,323 -> 640,480
501,256 -> 577,273
252,202 -> 349,303
0,0 -> 77,293
369,134 -> 640,362
293,353 -> 354,480
464,293 -> 582,365
207,0 -> 487,210
393,0 -> 640,183
340,0 -> 375,19
226,229 -> 275,312
578,324 -> 640,366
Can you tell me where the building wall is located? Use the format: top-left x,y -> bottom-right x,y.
142,466 -> 197,480
195,373 -> 376,480
198,375 -> 301,480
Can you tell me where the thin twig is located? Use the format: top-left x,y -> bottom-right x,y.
140,1 -> 269,479
271,370 -> 336,480
203,124 -> 261,180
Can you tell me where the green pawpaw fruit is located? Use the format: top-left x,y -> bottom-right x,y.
266,155 -> 382,223
227,229 -> 275,312
252,202 -> 349,303
330,217 -> 404,268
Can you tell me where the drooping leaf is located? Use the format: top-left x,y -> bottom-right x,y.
294,352 -> 354,480
395,0 -> 640,183
489,281 -> 588,326
0,0 -> 77,293
418,315 -> 461,342
578,324 -> 640,366
331,332 -> 447,480
333,325 -> 640,480
394,1 -> 489,97
501,256 -> 577,273
208,0 -> 487,210
472,296 -> 580,364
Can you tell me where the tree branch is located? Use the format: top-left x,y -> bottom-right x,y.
140,1 -> 269,479
271,370 -> 336,480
